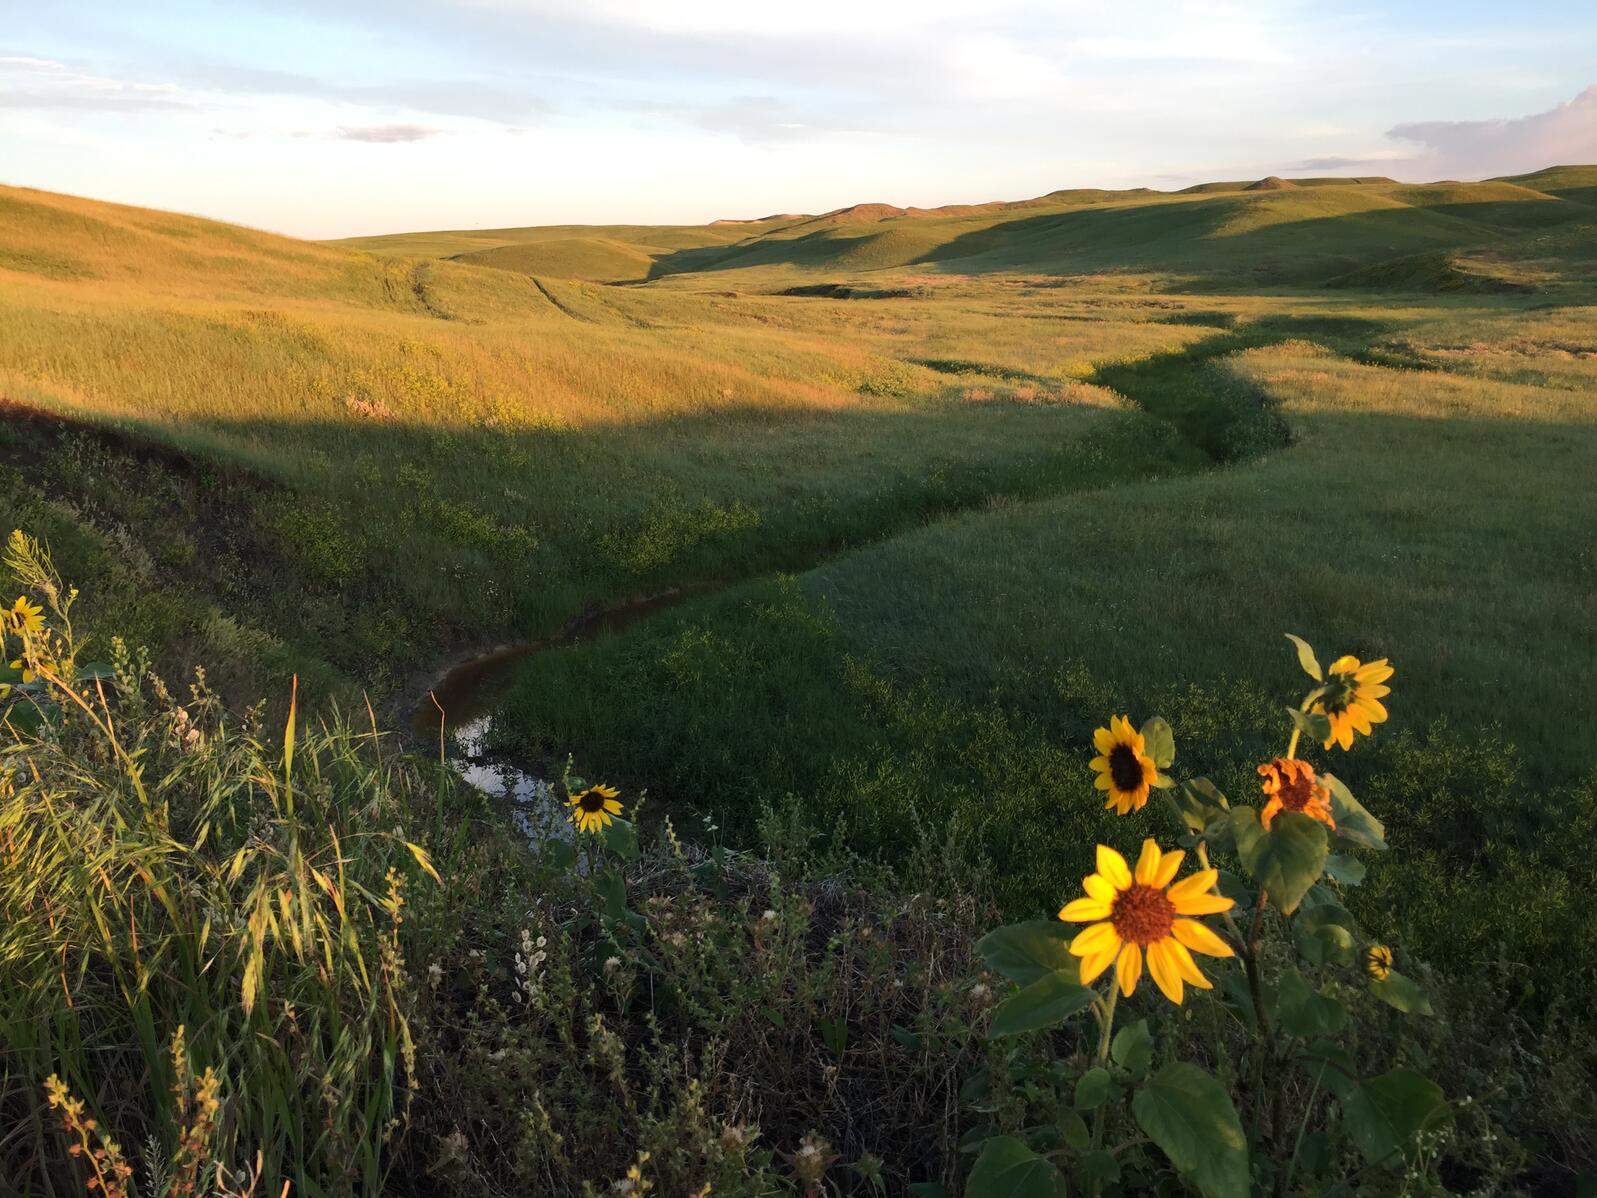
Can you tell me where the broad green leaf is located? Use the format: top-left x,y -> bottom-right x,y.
965,1135 -> 1069,1198
1079,1150 -> 1120,1188
818,1017 -> 848,1056
1293,904 -> 1356,967
594,868 -> 628,922
1140,716 -> 1176,768
601,815 -> 640,861
1285,634 -> 1323,681
1132,1062 -> 1249,1198
542,838 -> 577,872
1274,969 -> 1348,1038
73,662 -> 116,682
1058,1109 -> 1090,1151
1232,808 -> 1329,914
1175,778 -> 1230,832
1370,969 -> 1434,1016
1342,1069 -> 1451,1168
1324,852 -> 1366,887
1300,1038 -> 1357,1101
1287,707 -> 1332,744
978,921 -> 1076,987
989,970 -> 1095,1036
1322,774 -> 1388,851
1074,1067 -> 1111,1111
1111,1018 -> 1154,1079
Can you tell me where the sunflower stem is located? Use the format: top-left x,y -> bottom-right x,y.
1089,983 -> 1119,1195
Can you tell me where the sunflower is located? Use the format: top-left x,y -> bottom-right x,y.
568,783 -> 623,833
1089,715 -> 1157,815
7,597 -> 43,637
1365,944 -> 1393,981
1311,655 -> 1393,751
1058,839 -> 1235,1004
1257,758 -> 1335,831
8,658 -> 36,685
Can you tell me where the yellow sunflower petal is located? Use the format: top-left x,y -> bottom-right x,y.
1152,849 -> 1185,889
1116,943 -> 1142,997
1167,870 -> 1220,902
1172,918 -> 1234,957
1172,891 -> 1234,916
1059,897 -> 1112,922
1094,774 -> 1114,791
1083,874 -> 1116,902
1070,922 -> 1120,957
1096,845 -> 1131,890
1089,755 -> 1109,771
1133,839 -> 1162,884
1094,726 -> 1115,753
1165,939 -> 1213,989
1079,944 -> 1118,985
1146,941 -> 1184,1004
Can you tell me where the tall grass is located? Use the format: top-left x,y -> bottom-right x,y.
0,533 -> 438,1196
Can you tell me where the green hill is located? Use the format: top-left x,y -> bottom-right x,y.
455,237 -> 658,282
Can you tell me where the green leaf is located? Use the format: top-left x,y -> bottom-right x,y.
542,837 -> 577,872
1274,969 -> 1348,1038
1293,904 -> 1356,967
819,1017 -> 848,1057
1132,1062 -> 1250,1198
978,921 -> 1076,987
1370,969 -> 1434,1016
1285,634 -> 1323,681
282,673 -> 298,782
909,1186 -> 955,1198
1079,1150 -> 1120,1188
989,970 -> 1095,1037
594,868 -> 628,922
891,1024 -> 921,1048
1324,852 -> 1366,887
1321,774 -> 1388,852
1342,1069 -> 1451,1168
1140,716 -> 1176,768
1058,1109 -> 1090,1151
1300,1039 -> 1357,1101
1287,706 -> 1332,745
600,816 -> 640,861
1175,778 -> 1230,832
1111,1019 -> 1154,1079
1074,1067 -> 1111,1110
73,661 -> 116,682
1231,808 -> 1329,914
965,1135 -> 1069,1198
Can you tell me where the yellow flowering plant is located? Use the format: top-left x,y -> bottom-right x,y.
0,530 -> 115,734
966,634 -> 1450,1198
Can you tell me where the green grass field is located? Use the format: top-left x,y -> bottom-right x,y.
5,167 -> 1597,1196
3,170 -> 1596,978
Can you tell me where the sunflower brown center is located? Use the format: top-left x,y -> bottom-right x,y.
1108,743 -> 1145,793
1110,883 -> 1175,945
1275,766 -> 1318,812
578,791 -> 607,813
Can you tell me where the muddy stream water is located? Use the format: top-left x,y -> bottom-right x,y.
406,585 -> 714,837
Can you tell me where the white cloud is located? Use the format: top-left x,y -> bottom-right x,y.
1388,86 -> 1597,179
336,123 -> 441,142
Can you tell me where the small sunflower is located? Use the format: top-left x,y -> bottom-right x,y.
1089,715 -> 1157,815
1058,839 -> 1236,1004
1257,758 -> 1335,831
7,597 -> 44,636
1365,944 -> 1393,981
568,783 -> 623,834
8,658 -> 36,685
1311,655 -> 1393,751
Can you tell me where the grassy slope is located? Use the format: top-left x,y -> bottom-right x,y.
0,184 -> 1215,698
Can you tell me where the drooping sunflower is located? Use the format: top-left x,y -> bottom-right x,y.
8,658 -> 36,685
568,783 -> 623,833
1257,758 -> 1335,831
1365,944 -> 1393,981
1058,839 -> 1235,1004
1089,715 -> 1157,815
7,597 -> 43,637
1311,655 -> 1393,751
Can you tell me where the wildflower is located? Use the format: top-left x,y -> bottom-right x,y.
1089,715 -> 1157,815
1059,839 -> 1235,1004
427,962 -> 443,988
1311,656 -> 1394,750
761,909 -> 778,923
1366,944 -> 1393,980
1257,758 -> 1335,830
969,982 -> 992,1002
568,783 -> 623,833
8,658 -> 35,684
7,596 -> 43,636
603,955 -> 622,972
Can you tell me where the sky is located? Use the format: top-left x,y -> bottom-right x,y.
3,1 -> 1596,239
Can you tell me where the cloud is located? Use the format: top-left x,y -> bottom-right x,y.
335,123 -> 441,142
1387,86 -> 1597,179
0,53 -> 189,111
